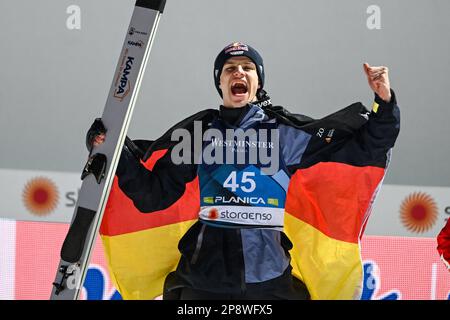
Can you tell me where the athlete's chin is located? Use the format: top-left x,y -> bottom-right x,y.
229,96 -> 249,108
231,102 -> 248,108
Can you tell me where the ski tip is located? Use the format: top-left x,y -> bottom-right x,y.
136,0 -> 166,13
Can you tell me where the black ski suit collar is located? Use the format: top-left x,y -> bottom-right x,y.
126,93 -> 370,162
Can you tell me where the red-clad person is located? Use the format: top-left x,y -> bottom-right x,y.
437,219 -> 450,270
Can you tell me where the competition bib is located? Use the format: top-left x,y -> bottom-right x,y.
198,118 -> 289,228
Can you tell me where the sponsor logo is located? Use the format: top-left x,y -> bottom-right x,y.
202,205 -> 281,224
127,40 -> 144,48
317,128 -> 335,143
208,208 -> 219,220
128,27 -> 147,36
203,197 -> 214,204
255,99 -> 272,108
325,129 -> 335,143
372,102 -> 380,113
225,42 -> 249,54
113,49 -> 135,101
204,196 -> 279,206
400,192 -> 438,233
220,209 -> 272,222
214,196 -> 266,205
171,122 -> 280,175
22,177 -> 59,216
316,127 -> 325,138
210,138 -> 274,149
361,111 -> 370,120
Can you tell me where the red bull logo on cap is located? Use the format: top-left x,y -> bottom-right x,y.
224,42 -> 249,55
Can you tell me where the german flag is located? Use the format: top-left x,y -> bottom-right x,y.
99,100 -> 398,300
100,149 -> 200,299
284,162 -> 386,299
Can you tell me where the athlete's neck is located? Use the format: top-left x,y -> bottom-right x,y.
219,104 -> 250,126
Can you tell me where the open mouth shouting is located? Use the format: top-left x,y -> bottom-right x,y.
219,56 -> 259,107
231,81 -> 248,97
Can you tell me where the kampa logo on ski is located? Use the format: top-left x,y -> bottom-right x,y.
128,40 -> 144,48
113,49 -> 135,101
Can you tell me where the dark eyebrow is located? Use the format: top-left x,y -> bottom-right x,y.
223,62 -> 256,67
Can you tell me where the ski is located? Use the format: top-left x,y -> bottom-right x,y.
50,0 -> 166,300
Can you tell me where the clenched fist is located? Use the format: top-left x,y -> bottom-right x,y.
363,63 -> 391,103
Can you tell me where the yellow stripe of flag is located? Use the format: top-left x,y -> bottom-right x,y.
284,212 -> 363,300
101,219 -> 196,300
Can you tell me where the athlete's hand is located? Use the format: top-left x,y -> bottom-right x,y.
85,118 -> 106,151
363,63 -> 391,103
